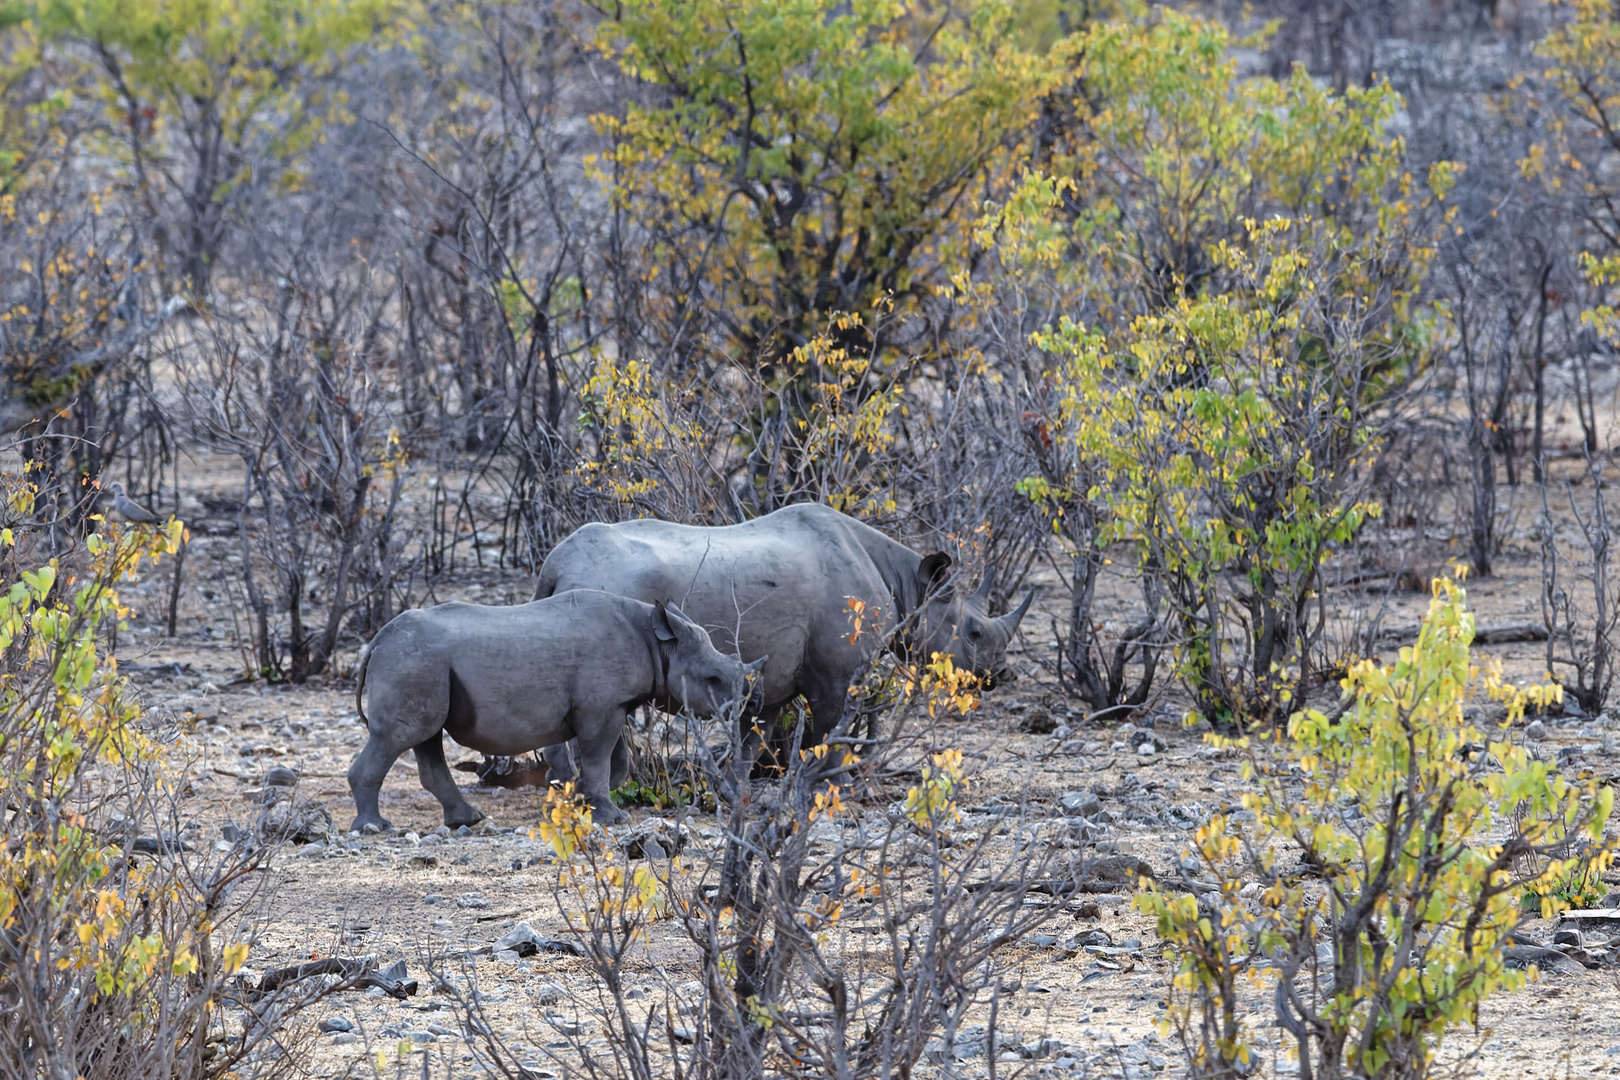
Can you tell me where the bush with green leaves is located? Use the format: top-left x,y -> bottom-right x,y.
1138,573 -> 1613,1080
0,517 -> 331,1078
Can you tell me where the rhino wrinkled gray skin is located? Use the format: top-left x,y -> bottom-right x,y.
533,503 -> 1035,777
347,591 -> 763,831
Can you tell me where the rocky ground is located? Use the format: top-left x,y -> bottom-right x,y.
103,505 -> 1620,1080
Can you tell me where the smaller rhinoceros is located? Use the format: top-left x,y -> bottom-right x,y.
348,590 -> 763,831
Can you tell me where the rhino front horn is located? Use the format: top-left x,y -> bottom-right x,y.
998,588 -> 1037,634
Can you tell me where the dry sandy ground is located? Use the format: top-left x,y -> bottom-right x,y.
107,517 -> 1620,1080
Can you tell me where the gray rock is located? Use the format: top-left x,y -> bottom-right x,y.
319,1017 -> 354,1033
1526,720 -> 1548,741
422,893 -> 444,906
535,982 -> 567,1005
258,798 -> 334,846
332,1032 -> 359,1045
263,766 -> 299,787
1060,792 -> 1102,817
456,892 -> 490,909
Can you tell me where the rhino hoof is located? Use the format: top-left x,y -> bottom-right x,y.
352,816 -> 391,834
594,804 -> 629,826
445,807 -> 486,828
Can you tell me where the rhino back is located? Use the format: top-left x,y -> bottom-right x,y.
394,595 -> 657,756
541,507 -> 907,707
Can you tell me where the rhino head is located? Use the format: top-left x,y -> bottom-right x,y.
655,600 -> 767,715
913,554 -> 1036,689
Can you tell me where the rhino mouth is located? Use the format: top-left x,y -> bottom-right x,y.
980,666 -> 1013,691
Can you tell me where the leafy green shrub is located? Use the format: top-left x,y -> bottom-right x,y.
981,7 -> 1456,723
1138,573 -> 1613,1079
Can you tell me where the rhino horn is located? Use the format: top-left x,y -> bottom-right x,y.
744,656 -> 768,675
997,588 -> 1037,634
974,573 -> 994,601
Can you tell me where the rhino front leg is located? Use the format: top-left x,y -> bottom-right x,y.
573,714 -> 629,825
414,732 -> 486,828
349,734 -> 401,832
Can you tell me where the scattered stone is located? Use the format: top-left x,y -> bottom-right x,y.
332,1032 -> 359,1046
1060,792 -> 1102,817
924,1038 -> 981,1063
1019,706 -> 1058,734
1525,720 -> 1547,741
318,1017 -> 354,1034
263,766 -> 299,787
258,798 -> 334,846
457,892 -> 490,909
433,825 -> 452,839
422,894 -> 445,906
1128,728 -> 1168,754
455,825 -> 473,838
408,855 -> 438,870
534,982 -> 567,1005
221,824 -> 246,843
545,1014 -> 583,1037
493,949 -> 522,965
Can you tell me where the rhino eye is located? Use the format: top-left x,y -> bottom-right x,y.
968,628 -> 982,642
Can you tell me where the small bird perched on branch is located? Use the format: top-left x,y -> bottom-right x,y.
108,483 -> 161,524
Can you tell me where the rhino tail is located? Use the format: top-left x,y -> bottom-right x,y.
354,641 -> 374,729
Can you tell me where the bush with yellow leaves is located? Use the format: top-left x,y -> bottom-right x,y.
0,519 -> 327,1079
1137,573 -> 1613,1080
471,648 -> 1063,1080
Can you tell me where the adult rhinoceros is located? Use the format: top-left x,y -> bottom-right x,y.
533,503 -> 1035,776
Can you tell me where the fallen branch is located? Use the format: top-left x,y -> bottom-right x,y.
253,956 -> 418,999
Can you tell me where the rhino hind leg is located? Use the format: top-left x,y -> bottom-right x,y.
348,735 -> 399,832
542,742 -> 577,785
414,732 -> 486,828
609,735 -> 631,791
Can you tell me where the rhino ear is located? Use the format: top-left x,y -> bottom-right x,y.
744,655 -> 768,675
653,600 -> 678,643
918,552 -> 953,595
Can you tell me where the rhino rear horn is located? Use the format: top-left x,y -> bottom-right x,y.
744,656 -> 768,675
974,572 -> 994,602
998,588 -> 1037,634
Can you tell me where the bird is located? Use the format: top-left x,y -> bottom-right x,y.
108,483 -> 161,524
